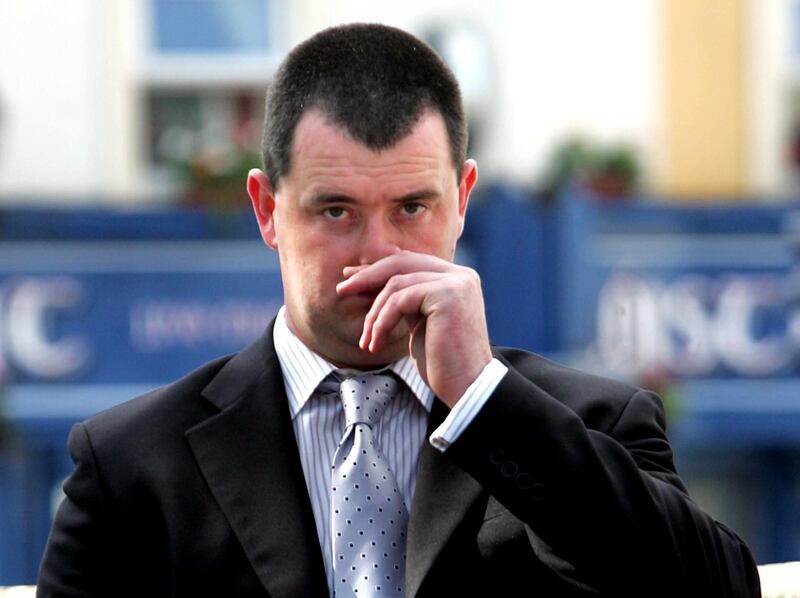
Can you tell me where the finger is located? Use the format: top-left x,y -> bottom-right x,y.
338,251 -> 455,295
360,271 -> 446,349
367,283 -> 434,353
341,244 -> 403,279
341,264 -> 370,279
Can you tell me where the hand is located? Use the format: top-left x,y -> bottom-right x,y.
336,251 -> 493,407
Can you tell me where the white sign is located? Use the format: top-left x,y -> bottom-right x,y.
596,271 -> 800,377
0,277 -> 89,380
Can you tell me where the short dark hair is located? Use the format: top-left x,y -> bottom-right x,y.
262,23 -> 467,189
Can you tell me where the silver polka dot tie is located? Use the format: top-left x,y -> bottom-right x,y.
331,373 -> 408,597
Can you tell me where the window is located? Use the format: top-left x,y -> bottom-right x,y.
137,0 -> 284,204
152,0 -> 272,53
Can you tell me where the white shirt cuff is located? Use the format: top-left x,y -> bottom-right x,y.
429,358 -> 508,452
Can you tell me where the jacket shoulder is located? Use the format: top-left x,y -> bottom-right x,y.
492,346 -> 653,429
80,352 -> 235,447
495,346 -> 637,396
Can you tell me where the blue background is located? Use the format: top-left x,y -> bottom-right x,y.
2,187 -> 800,582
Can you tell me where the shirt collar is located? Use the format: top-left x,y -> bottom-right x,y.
272,306 -> 434,419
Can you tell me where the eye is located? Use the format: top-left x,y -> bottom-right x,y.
401,202 -> 425,216
323,206 -> 347,219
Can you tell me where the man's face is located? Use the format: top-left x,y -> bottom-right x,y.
248,109 -> 477,367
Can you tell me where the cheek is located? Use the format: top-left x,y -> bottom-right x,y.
285,236 -> 349,289
410,217 -> 459,257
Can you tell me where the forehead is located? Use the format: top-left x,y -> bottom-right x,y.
288,109 -> 454,180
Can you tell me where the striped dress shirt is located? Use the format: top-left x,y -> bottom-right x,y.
272,306 -> 508,594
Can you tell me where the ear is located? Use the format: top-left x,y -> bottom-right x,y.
456,159 -> 478,238
247,168 -> 279,249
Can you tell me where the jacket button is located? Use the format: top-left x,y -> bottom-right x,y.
500,461 -> 519,478
488,448 -> 505,465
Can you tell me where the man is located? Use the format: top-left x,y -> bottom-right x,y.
38,23 -> 760,597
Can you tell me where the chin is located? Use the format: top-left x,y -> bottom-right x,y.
327,328 -> 409,369
310,310 -> 411,367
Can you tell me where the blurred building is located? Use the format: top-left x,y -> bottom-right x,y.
0,0 -> 703,203
2,0 -> 800,204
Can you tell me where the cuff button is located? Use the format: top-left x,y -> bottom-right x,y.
529,483 -> 546,501
515,473 -> 533,490
500,461 -> 519,478
488,448 -> 505,465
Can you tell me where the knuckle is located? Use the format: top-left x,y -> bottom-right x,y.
453,264 -> 480,284
454,270 -> 480,292
385,273 -> 407,292
382,288 -> 405,311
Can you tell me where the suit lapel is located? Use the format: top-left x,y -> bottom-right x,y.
185,330 -> 328,598
405,399 -> 485,598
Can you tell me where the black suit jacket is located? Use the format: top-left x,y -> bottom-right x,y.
38,324 -> 760,597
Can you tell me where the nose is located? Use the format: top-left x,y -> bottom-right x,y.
358,215 -> 401,265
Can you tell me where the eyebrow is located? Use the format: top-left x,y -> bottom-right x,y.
305,188 -> 443,207
394,188 -> 442,203
305,193 -> 357,206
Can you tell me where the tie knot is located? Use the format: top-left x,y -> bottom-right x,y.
340,373 -> 398,428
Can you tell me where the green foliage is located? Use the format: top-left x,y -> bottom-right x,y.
542,137 -> 641,199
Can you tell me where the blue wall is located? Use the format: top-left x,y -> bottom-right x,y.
2,189 -> 800,581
